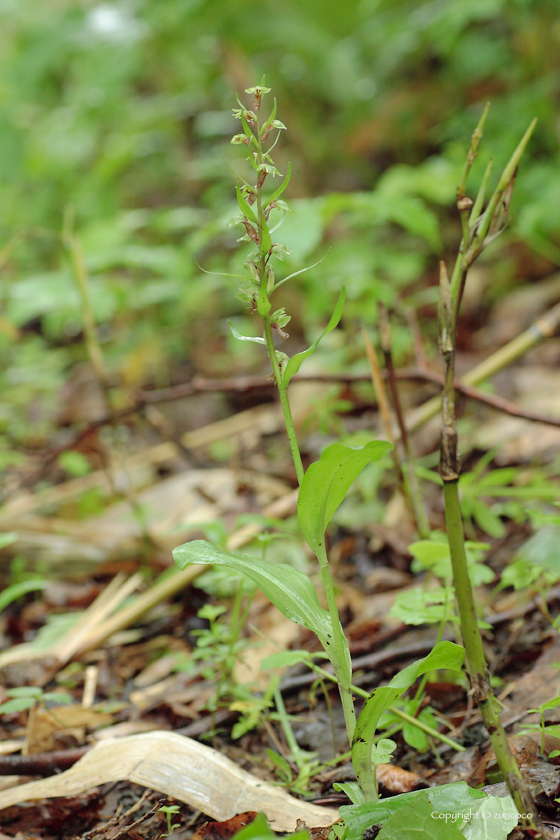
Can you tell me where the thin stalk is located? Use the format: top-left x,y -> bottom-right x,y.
249,89 -> 355,753
442,389 -> 539,827
316,546 -> 356,742
263,317 -> 304,484
362,326 -> 408,500
254,107 -> 304,486
377,304 -> 430,538
438,112 -> 546,835
273,686 -> 306,766
62,210 -> 109,405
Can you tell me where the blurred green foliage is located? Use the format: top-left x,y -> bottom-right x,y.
1,0 -> 559,454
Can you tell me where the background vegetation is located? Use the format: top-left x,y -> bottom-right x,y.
2,0 -> 560,463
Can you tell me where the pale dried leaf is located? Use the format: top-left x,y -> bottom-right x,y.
0,731 -> 339,831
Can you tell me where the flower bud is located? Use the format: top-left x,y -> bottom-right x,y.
266,265 -> 275,293
242,220 -> 259,244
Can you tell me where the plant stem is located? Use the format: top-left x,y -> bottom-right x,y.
263,317 -> 304,484
253,106 -> 304,486
441,379 -> 539,827
377,304 -> 430,538
316,547 -> 356,742
438,112 -> 545,833
249,91 -> 354,755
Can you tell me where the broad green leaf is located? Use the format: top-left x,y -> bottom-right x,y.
351,642 -> 464,800
462,794 -> 518,840
173,540 -> 332,644
264,162 -> 291,209
282,286 -> 346,388
377,796 -> 464,840
340,783 -> 486,840
298,438 -> 392,556
236,183 -> 258,224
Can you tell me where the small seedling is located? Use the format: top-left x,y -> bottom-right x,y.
158,804 -> 181,837
519,696 -> 560,756
0,686 -> 73,715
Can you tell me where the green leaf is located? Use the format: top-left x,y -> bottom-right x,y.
261,98 -> 277,135
264,162 -> 291,209
0,579 -> 50,613
471,499 -> 506,539
462,794 -> 518,840
340,783 -> 486,840
520,526 -> 560,573
500,558 -> 542,590
266,748 -> 293,781
173,540 -> 332,645
260,649 -> 326,670
371,738 -> 396,765
390,587 -> 453,626
42,691 -> 74,705
298,439 -> 392,556
5,686 -> 43,698
532,695 -> 560,714
230,812 -> 308,840
334,782 -> 365,805
377,796 -> 464,840
351,642 -> 464,800
0,532 -> 17,550
228,321 -> 266,345
236,183 -> 258,224
282,286 -> 346,388
0,697 -> 37,714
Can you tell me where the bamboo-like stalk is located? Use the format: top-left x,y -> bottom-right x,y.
377,304 -> 430,538
439,113 -> 547,836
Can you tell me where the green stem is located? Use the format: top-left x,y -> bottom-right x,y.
254,107 -> 304,486
444,479 -> 538,822
316,547 -> 356,742
263,317 -> 304,484
440,269 -> 542,832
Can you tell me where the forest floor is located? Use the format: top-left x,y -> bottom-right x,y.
1,281 -> 560,840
